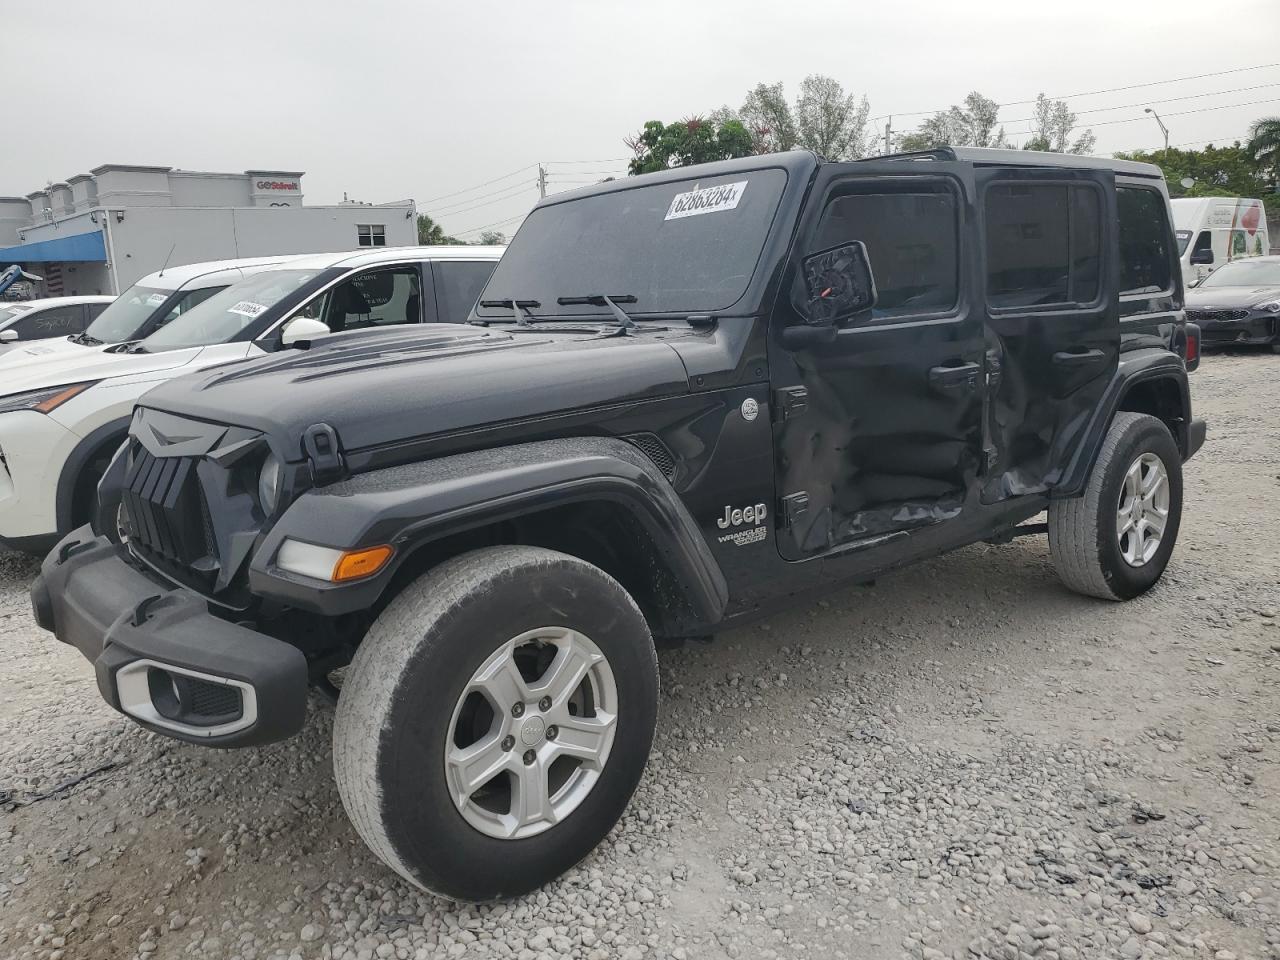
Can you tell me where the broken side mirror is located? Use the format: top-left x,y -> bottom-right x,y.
782,242 -> 878,350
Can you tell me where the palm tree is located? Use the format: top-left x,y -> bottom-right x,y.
1246,117 -> 1280,184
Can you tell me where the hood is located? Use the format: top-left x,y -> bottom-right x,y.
0,335 -> 97,369
1186,286 -> 1280,309
140,324 -> 692,458
0,343 -> 202,398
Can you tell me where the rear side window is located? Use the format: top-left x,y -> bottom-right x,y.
153,285 -> 225,330
984,183 -> 1102,308
13,304 -> 85,339
434,260 -> 497,322
1117,187 -> 1173,295
812,186 -> 960,320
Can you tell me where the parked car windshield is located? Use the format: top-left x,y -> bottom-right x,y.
82,285 -> 176,343
0,303 -> 34,327
1197,260 -> 1280,288
140,269 -> 323,351
477,168 -> 788,318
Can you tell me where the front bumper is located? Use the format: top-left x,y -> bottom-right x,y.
1199,312 -> 1278,346
32,527 -> 308,747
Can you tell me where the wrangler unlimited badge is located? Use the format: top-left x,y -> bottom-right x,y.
716,503 -> 768,546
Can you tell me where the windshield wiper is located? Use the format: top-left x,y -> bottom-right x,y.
556,294 -> 637,332
69,332 -> 103,346
478,298 -> 541,327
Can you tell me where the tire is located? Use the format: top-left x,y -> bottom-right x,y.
333,545 -> 659,901
1048,412 -> 1183,601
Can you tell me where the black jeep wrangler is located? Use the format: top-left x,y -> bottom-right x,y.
32,147 -> 1205,901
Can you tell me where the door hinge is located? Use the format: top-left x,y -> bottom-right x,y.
780,491 -> 809,529
303,422 -> 345,483
773,386 -> 808,422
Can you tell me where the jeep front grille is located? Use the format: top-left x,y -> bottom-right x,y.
122,445 -> 218,571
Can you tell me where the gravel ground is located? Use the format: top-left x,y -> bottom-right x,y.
2,351 -> 1278,960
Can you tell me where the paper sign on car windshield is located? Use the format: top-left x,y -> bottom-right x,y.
146,293 -> 168,306
228,301 -> 267,319
664,180 -> 748,221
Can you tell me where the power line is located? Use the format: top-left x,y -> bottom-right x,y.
419,164 -> 537,206
1000,96 -> 1280,137
872,61 -> 1280,121
456,211 -> 530,237
430,180 -> 535,216
997,84 -> 1280,126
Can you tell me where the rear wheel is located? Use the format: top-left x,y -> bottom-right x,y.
1048,412 -> 1183,600
333,545 -> 659,901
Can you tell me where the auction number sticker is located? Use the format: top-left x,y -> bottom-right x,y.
665,180 -> 748,221
228,301 -> 267,319
146,292 -> 168,306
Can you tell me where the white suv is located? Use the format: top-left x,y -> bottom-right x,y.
0,296 -> 116,356
0,257 -> 298,366
0,247 -> 501,552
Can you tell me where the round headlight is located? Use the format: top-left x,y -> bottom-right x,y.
258,453 -> 283,515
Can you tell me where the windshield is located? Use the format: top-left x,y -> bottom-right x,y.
478,168 -> 788,318
1175,230 -> 1192,256
83,284 -> 202,343
140,269 -> 321,351
0,303 -> 34,327
1198,260 -> 1280,288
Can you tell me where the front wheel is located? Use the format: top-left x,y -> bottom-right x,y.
333,546 -> 659,901
1048,412 -> 1183,600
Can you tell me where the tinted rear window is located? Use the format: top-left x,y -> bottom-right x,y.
1117,188 -> 1173,295
985,183 -> 1102,308
434,260 -> 497,322
478,169 -> 788,317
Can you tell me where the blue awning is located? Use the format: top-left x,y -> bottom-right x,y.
0,230 -> 106,264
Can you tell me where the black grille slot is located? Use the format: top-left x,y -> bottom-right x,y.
123,444 -> 218,569
182,677 -> 241,719
624,433 -> 677,480
147,669 -> 243,728
1186,308 -> 1249,324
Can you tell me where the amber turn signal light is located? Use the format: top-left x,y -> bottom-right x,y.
332,545 -> 394,582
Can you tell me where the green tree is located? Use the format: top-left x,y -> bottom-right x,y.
417,213 -> 460,245
899,92 -> 1007,151
1113,143 -> 1266,197
477,230 -> 507,246
1246,116 -> 1280,184
736,82 -> 798,154
716,76 -> 872,159
625,116 -> 753,175
1022,94 -> 1096,155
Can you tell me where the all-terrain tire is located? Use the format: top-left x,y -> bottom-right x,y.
333,545 -> 659,901
1048,412 -> 1183,601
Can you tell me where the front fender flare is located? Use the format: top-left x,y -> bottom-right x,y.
248,438 -> 729,623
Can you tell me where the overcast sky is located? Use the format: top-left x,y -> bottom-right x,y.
5,0 -> 1279,238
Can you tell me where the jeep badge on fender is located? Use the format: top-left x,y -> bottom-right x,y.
718,503 -> 768,529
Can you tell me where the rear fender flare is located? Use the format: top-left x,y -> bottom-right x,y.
248,437 -> 730,626
1054,350 -> 1191,498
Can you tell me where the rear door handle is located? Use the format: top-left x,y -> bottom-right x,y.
1052,348 -> 1106,367
928,361 -> 981,392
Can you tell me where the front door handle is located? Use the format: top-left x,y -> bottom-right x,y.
1052,348 -> 1106,367
928,361 -> 981,392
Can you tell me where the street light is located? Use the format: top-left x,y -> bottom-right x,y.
1144,108 -> 1169,151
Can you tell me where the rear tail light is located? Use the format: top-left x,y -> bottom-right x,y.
1184,323 -> 1201,372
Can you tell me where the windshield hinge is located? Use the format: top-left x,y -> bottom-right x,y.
773,386 -> 808,422
303,422 -> 345,484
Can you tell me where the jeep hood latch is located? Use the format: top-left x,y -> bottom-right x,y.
303,422 -> 346,484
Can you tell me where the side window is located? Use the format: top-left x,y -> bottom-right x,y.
984,183 -> 1101,309
433,261 -> 498,322
323,267 -> 421,333
1116,187 -> 1173,295
1191,231 -> 1213,257
14,305 -> 85,339
810,186 -> 960,320
86,301 -> 111,321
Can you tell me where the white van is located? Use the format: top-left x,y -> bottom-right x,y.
1172,197 -> 1270,287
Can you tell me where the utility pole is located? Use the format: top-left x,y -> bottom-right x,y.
537,164 -> 548,199
883,117 -> 893,155
1144,108 -> 1169,151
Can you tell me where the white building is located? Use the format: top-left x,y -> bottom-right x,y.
0,165 -> 417,296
